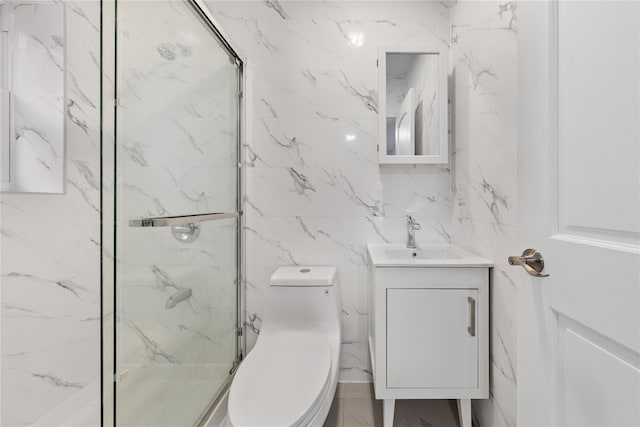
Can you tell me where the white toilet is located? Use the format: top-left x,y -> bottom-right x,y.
228,266 -> 342,427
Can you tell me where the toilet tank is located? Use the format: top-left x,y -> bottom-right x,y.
260,266 -> 342,338
270,266 -> 337,287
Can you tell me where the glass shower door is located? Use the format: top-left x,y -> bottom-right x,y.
113,1 -> 241,425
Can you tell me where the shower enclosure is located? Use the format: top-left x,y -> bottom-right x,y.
102,1 -> 244,425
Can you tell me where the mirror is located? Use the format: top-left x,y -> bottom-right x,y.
378,48 -> 448,164
0,1 -> 65,193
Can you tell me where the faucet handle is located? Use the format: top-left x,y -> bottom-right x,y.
406,215 -> 421,229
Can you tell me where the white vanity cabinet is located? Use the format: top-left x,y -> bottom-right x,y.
367,244 -> 491,427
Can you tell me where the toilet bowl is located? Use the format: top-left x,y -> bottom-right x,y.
228,266 -> 342,427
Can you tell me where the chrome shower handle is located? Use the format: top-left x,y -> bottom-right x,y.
129,212 -> 240,227
508,248 -> 549,278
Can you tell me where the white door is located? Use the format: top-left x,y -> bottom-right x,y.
517,1 -> 640,426
395,87 -> 415,155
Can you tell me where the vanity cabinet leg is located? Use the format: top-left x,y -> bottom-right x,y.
383,399 -> 395,427
457,399 -> 471,427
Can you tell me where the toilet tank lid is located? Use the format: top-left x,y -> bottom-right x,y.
270,266 -> 337,287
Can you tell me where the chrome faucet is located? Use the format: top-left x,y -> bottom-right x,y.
405,215 -> 421,249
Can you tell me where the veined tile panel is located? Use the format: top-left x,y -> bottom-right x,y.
252,66 -> 378,119
210,1 -> 450,69
451,1 -> 519,426
250,118 -> 378,169
0,2 -> 102,425
209,0 -> 453,382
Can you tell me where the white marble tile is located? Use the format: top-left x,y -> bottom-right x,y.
379,164 -> 452,219
342,313 -> 369,344
252,65 -> 378,119
209,1 -> 450,69
339,340 -> 372,382
450,1 -> 519,425
247,217 -> 373,265
333,264 -> 369,317
32,380 -> 101,427
246,167 -> 385,218
249,118 -> 378,169
457,152 -> 516,229
1,2 -> 102,425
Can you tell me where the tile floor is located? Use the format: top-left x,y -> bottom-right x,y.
324,384 -> 461,427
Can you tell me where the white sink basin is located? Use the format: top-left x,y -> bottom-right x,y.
367,243 -> 493,267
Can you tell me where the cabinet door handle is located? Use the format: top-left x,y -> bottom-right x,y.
467,297 -> 476,337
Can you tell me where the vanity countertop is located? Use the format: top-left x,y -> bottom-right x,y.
367,243 -> 493,268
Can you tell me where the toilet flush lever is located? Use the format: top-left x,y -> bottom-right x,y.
508,249 -> 549,277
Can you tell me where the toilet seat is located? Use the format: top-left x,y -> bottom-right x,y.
228,332 -> 332,427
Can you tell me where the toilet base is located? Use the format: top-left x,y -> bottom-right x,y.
225,373 -> 338,427
227,336 -> 341,427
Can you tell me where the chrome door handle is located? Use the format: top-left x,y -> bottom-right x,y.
508,249 -> 549,277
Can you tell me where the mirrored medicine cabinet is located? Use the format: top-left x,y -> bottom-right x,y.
378,47 -> 448,165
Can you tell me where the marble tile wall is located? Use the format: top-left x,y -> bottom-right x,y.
450,1 -> 519,426
0,1 -> 101,425
207,0 -> 454,382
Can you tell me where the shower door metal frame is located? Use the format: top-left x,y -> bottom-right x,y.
100,1 -> 246,425
189,0 -> 247,376
189,0 -> 248,396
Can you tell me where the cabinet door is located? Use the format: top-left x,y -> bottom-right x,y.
386,289 -> 478,388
